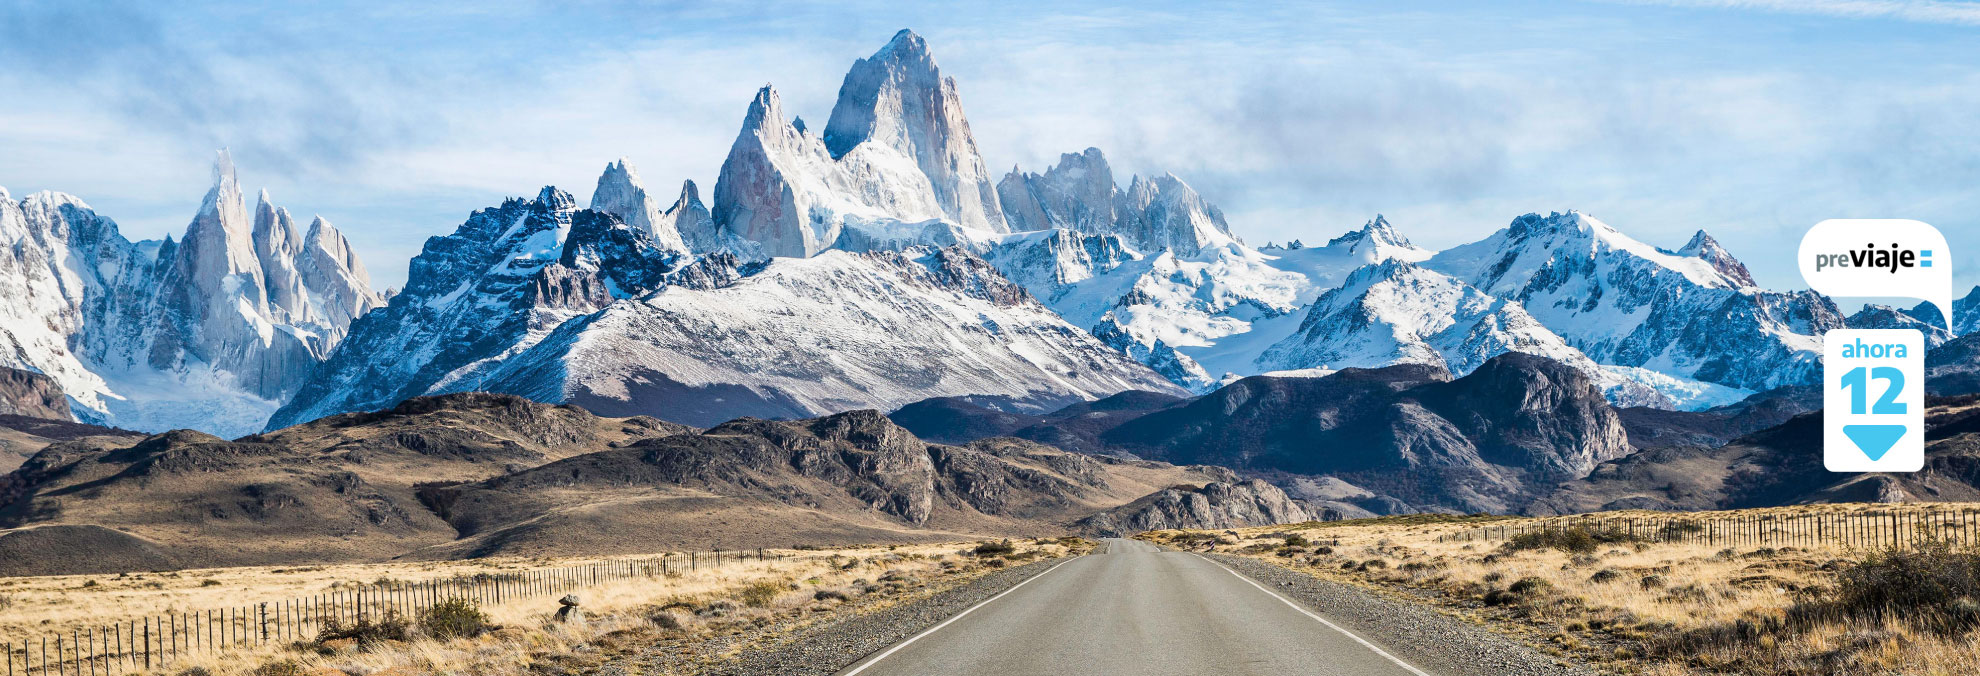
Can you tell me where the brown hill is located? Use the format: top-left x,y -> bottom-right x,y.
0,396 -> 1237,574
0,394 -> 688,574
413,411 -> 1233,559
1529,394 -> 1980,514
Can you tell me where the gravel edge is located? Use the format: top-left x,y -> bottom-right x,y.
675,557 -> 1067,676
1206,553 -> 1600,676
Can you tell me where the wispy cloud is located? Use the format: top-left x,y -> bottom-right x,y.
1611,0 -> 1980,25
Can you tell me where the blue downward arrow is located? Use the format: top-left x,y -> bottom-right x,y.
1843,425 -> 1908,461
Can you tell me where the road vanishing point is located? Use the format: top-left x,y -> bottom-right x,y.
836,538 -> 1434,676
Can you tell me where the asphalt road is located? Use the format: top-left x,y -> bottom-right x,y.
835,538 -> 1434,676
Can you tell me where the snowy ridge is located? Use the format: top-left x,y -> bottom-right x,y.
997,147 -> 1240,257
1851,304 -> 1955,348
1254,259 -> 1665,406
982,214 -> 1435,390
477,247 -> 1181,426
272,164 -> 1177,429
0,151 -> 383,436
269,185 -> 686,429
1906,285 -> 1980,336
1425,211 -> 1842,392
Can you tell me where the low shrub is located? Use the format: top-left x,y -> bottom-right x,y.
740,581 -> 782,608
1509,577 -> 1552,595
1650,534 -> 1980,664
973,540 -> 1016,556
1824,535 -> 1980,634
419,597 -> 489,639
314,612 -> 409,648
1502,526 -> 1638,554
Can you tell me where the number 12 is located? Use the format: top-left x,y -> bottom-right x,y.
1840,366 -> 1907,415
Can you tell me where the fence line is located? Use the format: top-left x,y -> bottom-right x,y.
1436,506 -> 1980,551
3,548 -> 781,675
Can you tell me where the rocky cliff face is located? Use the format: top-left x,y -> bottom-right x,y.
823,29 -> 1005,234
0,151 -> 383,436
712,30 -> 1004,258
0,367 -> 70,421
1072,479 -> 1311,536
996,147 -> 1237,256
589,159 -> 692,255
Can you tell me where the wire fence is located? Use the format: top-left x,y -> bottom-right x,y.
1437,506 -> 1980,550
3,548 -> 782,675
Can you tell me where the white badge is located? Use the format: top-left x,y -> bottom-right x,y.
1823,329 -> 1925,472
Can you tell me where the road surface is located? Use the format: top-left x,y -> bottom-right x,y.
835,538 -> 1433,676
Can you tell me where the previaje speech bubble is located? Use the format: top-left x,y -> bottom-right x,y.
1798,219 -> 1953,329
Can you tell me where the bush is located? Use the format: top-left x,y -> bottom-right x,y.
1509,577 -> 1552,595
314,612 -> 409,648
1824,535 -> 1980,634
1282,534 -> 1311,547
420,597 -> 489,639
740,581 -> 782,608
974,540 -> 1016,556
1502,526 -> 1638,554
1651,534 -> 1980,663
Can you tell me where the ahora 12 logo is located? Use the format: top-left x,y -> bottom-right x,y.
1810,241 -> 1936,273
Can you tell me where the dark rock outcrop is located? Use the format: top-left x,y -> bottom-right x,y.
1100,354 -> 1630,512
0,366 -> 70,420
1073,480 -> 1310,536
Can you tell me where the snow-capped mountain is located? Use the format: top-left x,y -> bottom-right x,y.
998,147 -> 1241,256
1425,211 -> 1843,394
1907,285 -> 1980,336
710,30 -> 1004,259
9,28 -> 1948,439
270,170 -> 1178,430
1254,259 -> 1668,407
1258,260 -> 1592,377
0,151 -> 383,435
589,159 -> 692,255
982,208 -> 1436,388
1851,304 -> 1955,348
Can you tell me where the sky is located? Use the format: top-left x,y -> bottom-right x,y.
1,0 -> 1976,305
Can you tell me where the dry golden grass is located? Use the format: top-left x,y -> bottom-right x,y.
1147,503 -> 1980,676
2,537 -> 1084,675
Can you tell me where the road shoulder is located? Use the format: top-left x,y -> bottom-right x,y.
1208,553 -> 1598,676
613,557 -> 1067,676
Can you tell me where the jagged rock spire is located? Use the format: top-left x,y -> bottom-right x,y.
589,158 -> 689,254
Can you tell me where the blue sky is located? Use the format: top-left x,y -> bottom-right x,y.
2,0 -> 1976,303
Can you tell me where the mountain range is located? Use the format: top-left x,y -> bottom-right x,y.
0,28 -> 1975,544
3,30 -> 1974,438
